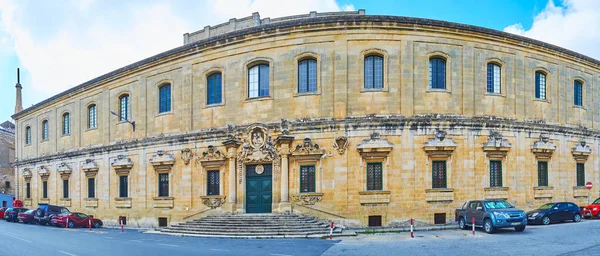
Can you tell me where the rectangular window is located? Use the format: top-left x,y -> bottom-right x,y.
535,72 -> 546,100
119,176 -> 128,198
429,58 -> 446,89
298,59 -> 317,93
368,216 -> 382,227
538,161 -> 548,187
4,181 -> 9,189
574,81 -> 583,106
577,163 -> 585,187
300,165 -> 316,193
248,65 -> 270,98
366,162 -> 383,191
489,160 -> 502,187
42,181 -> 47,198
158,173 -> 169,197
432,161 -> 447,189
364,56 -> 383,89
207,73 -> 222,105
26,183 -> 30,199
120,95 -> 129,120
62,114 -> 70,135
434,213 -> 447,225
26,127 -> 31,144
42,121 -> 49,141
207,170 -> 220,196
63,179 -> 69,199
88,178 -> 95,198
88,105 -> 97,129
487,64 -> 501,93
159,84 -> 172,113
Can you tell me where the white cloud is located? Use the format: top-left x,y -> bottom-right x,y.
0,0 -> 354,99
504,0 -> 600,60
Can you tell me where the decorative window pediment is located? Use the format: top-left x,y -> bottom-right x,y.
112,155 -> 134,175
22,168 -> 32,182
57,162 -> 72,179
82,159 -> 99,177
572,141 -> 591,162
38,166 -> 50,180
197,145 -> 226,168
423,130 -> 456,158
150,150 -> 175,172
291,138 -> 325,161
531,135 -> 556,160
482,132 -> 511,158
357,133 -> 393,159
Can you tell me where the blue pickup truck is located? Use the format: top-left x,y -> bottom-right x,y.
455,200 -> 527,233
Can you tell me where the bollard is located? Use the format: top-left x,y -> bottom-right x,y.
329,222 -> 334,240
66,216 -> 69,229
410,218 -> 414,238
121,219 -> 124,232
89,217 -> 92,231
472,217 -> 475,236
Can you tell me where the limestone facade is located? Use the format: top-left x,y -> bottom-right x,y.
11,10 -> 600,227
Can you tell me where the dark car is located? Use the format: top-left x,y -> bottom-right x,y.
527,202 -> 582,225
17,209 -> 35,224
50,212 -> 103,228
4,208 -> 28,222
34,204 -> 70,225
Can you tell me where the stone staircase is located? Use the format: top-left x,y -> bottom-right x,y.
153,213 -> 342,238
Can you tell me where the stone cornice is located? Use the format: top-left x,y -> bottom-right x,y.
14,115 -> 600,166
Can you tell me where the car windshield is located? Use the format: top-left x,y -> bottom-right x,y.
484,201 -> 513,209
539,203 -> 555,210
594,198 -> 600,204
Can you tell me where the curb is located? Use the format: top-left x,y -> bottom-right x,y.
352,225 -> 458,234
144,230 -> 338,239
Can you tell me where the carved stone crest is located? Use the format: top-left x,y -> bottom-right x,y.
237,126 -> 280,184
201,196 -> 226,209
181,148 -> 194,165
292,138 -> 325,155
333,136 -> 349,155
82,159 -> 99,177
280,119 -> 290,135
249,127 -> 267,149
255,164 -> 265,174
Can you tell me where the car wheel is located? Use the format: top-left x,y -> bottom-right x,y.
93,222 -> 101,228
484,219 -> 495,234
68,221 -> 74,228
574,214 -> 582,223
542,216 -> 551,225
458,218 -> 467,230
514,225 -> 526,232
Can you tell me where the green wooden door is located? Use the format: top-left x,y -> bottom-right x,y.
246,164 -> 272,213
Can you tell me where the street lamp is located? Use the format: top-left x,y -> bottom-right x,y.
110,111 -> 135,132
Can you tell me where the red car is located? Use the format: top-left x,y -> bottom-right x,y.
0,207 -> 7,219
17,209 -> 35,224
50,212 -> 103,228
582,198 -> 600,218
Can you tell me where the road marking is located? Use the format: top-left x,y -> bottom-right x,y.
210,249 -> 230,252
0,232 -> 32,243
271,254 -> 293,256
59,251 -> 78,256
104,236 -> 114,239
129,240 -> 143,243
158,243 -> 178,247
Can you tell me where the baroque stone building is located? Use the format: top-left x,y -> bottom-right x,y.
0,121 -> 15,195
11,10 -> 600,228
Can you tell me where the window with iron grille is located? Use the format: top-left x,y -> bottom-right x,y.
42,181 -> 47,198
119,176 -> 128,198
574,80 -> 583,106
487,63 -> 501,93
62,113 -> 70,135
159,84 -> 171,113
538,161 -> 548,187
88,178 -> 95,198
207,170 -> 220,196
25,126 -> 31,144
364,55 -> 383,89
248,64 -> 270,98
577,163 -> 585,187
300,165 -> 316,193
366,162 -> 383,191
434,213 -> 447,225
88,104 -> 97,129
207,73 -> 223,105
119,95 -> 129,121
158,217 -> 168,227
490,160 -> 502,187
158,173 -> 169,197
429,58 -> 446,89
298,59 -> 317,93
42,120 -> 49,141
432,161 -> 447,189
368,216 -> 382,227
535,71 -> 547,99
63,179 -> 69,199
26,183 -> 30,199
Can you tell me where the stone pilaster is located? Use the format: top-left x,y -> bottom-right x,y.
223,139 -> 241,212
276,135 -> 294,212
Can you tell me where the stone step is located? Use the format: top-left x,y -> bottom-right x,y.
158,229 -> 339,237
161,228 -> 333,233
173,223 -> 328,229
197,217 -> 317,221
184,221 -> 323,226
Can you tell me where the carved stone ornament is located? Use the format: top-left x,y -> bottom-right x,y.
482,131 -> 512,158
237,126 -> 280,184
531,135 -> 556,160
333,136 -> 349,155
111,155 -> 134,175
291,138 -> 325,161
423,130 -> 457,158
22,168 -> 32,182
149,150 -> 176,172
81,159 -> 99,177
357,133 -> 393,159
280,119 -> 290,135
180,148 -> 194,165
572,141 -> 591,162
292,193 -> 323,205
37,166 -> 50,180
197,145 -> 226,168
57,162 -> 72,179
201,196 -> 226,209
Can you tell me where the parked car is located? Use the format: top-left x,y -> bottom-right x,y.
17,209 -> 35,224
582,198 -> 600,218
50,212 -> 102,228
34,204 -> 70,225
455,200 -> 527,234
0,207 -> 7,219
4,208 -> 29,222
527,202 -> 582,225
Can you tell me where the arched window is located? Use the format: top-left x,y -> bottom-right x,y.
207,73 -> 222,105
119,95 -> 130,120
535,71 -> 547,100
298,59 -> 317,93
62,113 -> 70,135
41,120 -> 49,141
487,63 -> 501,93
574,80 -> 583,106
25,126 -> 31,145
429,57 -> 446,89
88,104 -> 97,129
159,83 -> 171,113
248,64 -> 269,98
364,55 -> 383,89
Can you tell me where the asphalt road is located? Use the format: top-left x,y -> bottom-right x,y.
323,219 -> 600,256
0,220 -> 337,256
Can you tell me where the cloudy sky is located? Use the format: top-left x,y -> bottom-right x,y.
0,0 -> 595,122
